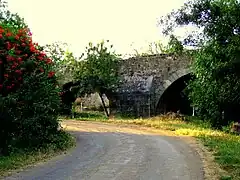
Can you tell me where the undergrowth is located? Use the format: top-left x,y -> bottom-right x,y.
0,130 -> 75,177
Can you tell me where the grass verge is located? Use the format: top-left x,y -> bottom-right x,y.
65,111 -> 240,180
0,130 -> 76,177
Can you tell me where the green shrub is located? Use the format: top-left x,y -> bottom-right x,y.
0,22 -> 61,155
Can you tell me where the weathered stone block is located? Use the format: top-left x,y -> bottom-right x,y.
115,54 -> 192,117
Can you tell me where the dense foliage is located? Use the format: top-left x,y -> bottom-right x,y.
0,2 -> 62,155
73,41 -> 120,116
74,41 -> 119,94
161,0 -> 240,127
43,40 -> 121,117
43,42 -> 81,86
42,42 -> 78,115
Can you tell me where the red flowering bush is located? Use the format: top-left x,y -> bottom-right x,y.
0,23 -> 62,154
0,24 -> 56,95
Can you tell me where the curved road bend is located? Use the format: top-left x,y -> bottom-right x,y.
5,120 -> 204,180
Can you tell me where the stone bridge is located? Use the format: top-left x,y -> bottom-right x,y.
113,53 -> 193,117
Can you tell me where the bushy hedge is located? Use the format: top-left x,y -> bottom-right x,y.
0,23 -> 61,155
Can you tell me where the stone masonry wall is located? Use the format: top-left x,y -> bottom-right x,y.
114,53 -> 192,117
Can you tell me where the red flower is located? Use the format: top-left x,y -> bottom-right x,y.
21,43 -> 26,47
6,42 -> 11,50
18,29 -> 23,34
30,46 -> 35,52
46,58 -> 52,64
17,57 -> 22,62
6,86 -> 11,90
0,34 -> 2,39
6,55 -> 14,62
37,56 -> 44,61
14,62 -> 18,66
6,32 -> 12,37
40,68 -> 44,72
11,65 -> 17,69
48,71 -> 55,78
15,70 -> 22,74
40,52 -> 45,56
15,35 -> 20,40
15,50 -> 22,55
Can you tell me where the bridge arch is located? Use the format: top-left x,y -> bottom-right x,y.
155,68 -> 194,115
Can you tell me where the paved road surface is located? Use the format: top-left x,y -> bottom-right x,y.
4,120 -> 204,180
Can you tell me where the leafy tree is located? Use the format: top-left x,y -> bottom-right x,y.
73,40 -> 120,117
0,1 -> 27,29
43,42 -> 82,115
43,42 -> 67,68
43,42 -> 81,86
160,0 -> 240,127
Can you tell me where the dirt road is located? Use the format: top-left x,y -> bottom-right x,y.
5,120 -> 204,180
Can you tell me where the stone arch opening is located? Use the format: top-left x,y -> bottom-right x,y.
60,81 -> 112,116
156,70 -> 194,115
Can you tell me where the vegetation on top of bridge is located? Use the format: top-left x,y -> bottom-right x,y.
133,34 -> 187,56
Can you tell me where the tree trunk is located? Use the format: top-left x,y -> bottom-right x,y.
108,98 -> 117,119
99,92 -> 109,117
104,90 -> 117,119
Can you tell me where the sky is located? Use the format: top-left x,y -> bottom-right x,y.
7,0 -> 188,57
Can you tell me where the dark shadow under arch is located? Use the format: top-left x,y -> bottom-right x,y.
156,73 -> 194,115
60,81 -> 114,116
